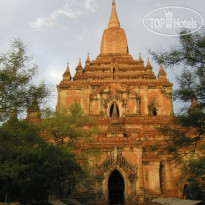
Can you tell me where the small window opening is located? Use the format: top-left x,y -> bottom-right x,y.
124,133 -> 129,138
153,108 -> 157,116
113,68 -> 116,80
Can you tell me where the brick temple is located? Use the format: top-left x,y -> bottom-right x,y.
56,1 -> 181,204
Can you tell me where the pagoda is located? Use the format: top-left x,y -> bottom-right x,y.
57,1 -> 181,204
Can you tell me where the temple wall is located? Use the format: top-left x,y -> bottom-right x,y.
83,147 -> 181,205
57,86 -> 172,117
55,1 -> 179,204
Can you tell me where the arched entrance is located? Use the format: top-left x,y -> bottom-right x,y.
108,170 -> 125,205
110,103 -> 120,118
183,184 -> 191,199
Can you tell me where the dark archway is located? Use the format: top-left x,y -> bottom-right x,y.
183,184 -> 191,199
159,161 -> 165,194
110,103 -> 120,118
153,108 -> 157,116
113,68 -> 116,80
108,170 -> 125,205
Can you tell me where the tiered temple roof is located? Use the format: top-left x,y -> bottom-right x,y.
59,1 -> 172,89
56,2 -> 181,202
57,0 -> 173,145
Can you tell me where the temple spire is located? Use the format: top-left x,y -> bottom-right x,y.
63,62 -> 71,81
66,62 -> 70,72
146,57 -> 153,71
101,1 -> 128,54
139,53 -> 144,65
147,57 -> 151,67
158,64 -> 167,79
86,53 -> 90,66
76,58 -> 83,73
78,58 -> 82,66
108,0 -> 120,28
87,53 -> 90,62
26,98 -> 41,122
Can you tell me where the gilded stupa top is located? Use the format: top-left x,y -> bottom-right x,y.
101,0 -> 128,54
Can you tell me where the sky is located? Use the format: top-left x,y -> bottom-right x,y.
0,0 -> 204,111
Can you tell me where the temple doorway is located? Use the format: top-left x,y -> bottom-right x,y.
108,170 -> 125,205
110,103 -> 120,118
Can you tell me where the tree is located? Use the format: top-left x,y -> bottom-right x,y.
41,103 -> 100,190
0,38 -> 49,122
0,39 -> 84,203
150,29 -> 205,158
42,103 -> 98,147
0,119 -> 84,203
181,146 -> 205,200
150,29 -> 205,201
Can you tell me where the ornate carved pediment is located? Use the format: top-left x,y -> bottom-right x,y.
90,85 -> 110,99
102,89 -> 127,108
98,147 -> 138,177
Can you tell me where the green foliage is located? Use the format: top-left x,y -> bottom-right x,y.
150,29 -> 205,105
0,119 -> 42,147
151,28 -> 205,157
0,38 -> 49,122
42,104 -> 100,190
0,39 -> 85,203
181,151 -> 205,201
42,104 -> 98,147
151,29 -> 205,200
0,119 -> 84,203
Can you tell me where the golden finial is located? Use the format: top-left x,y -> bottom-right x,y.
112,0 -> 116,6
108,0 -> 120,28
86,53 -> 90,66
139,53 -> 142,61
78,58 -> 82,66
63,62 -> 71,80
87,52 -> 90,61
146,57 -> 152,68
160,64 -> 166,72
66,62 -> 70,72
158,63 -> 167,78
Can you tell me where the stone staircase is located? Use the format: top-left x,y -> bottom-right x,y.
106,118 -> 126,138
